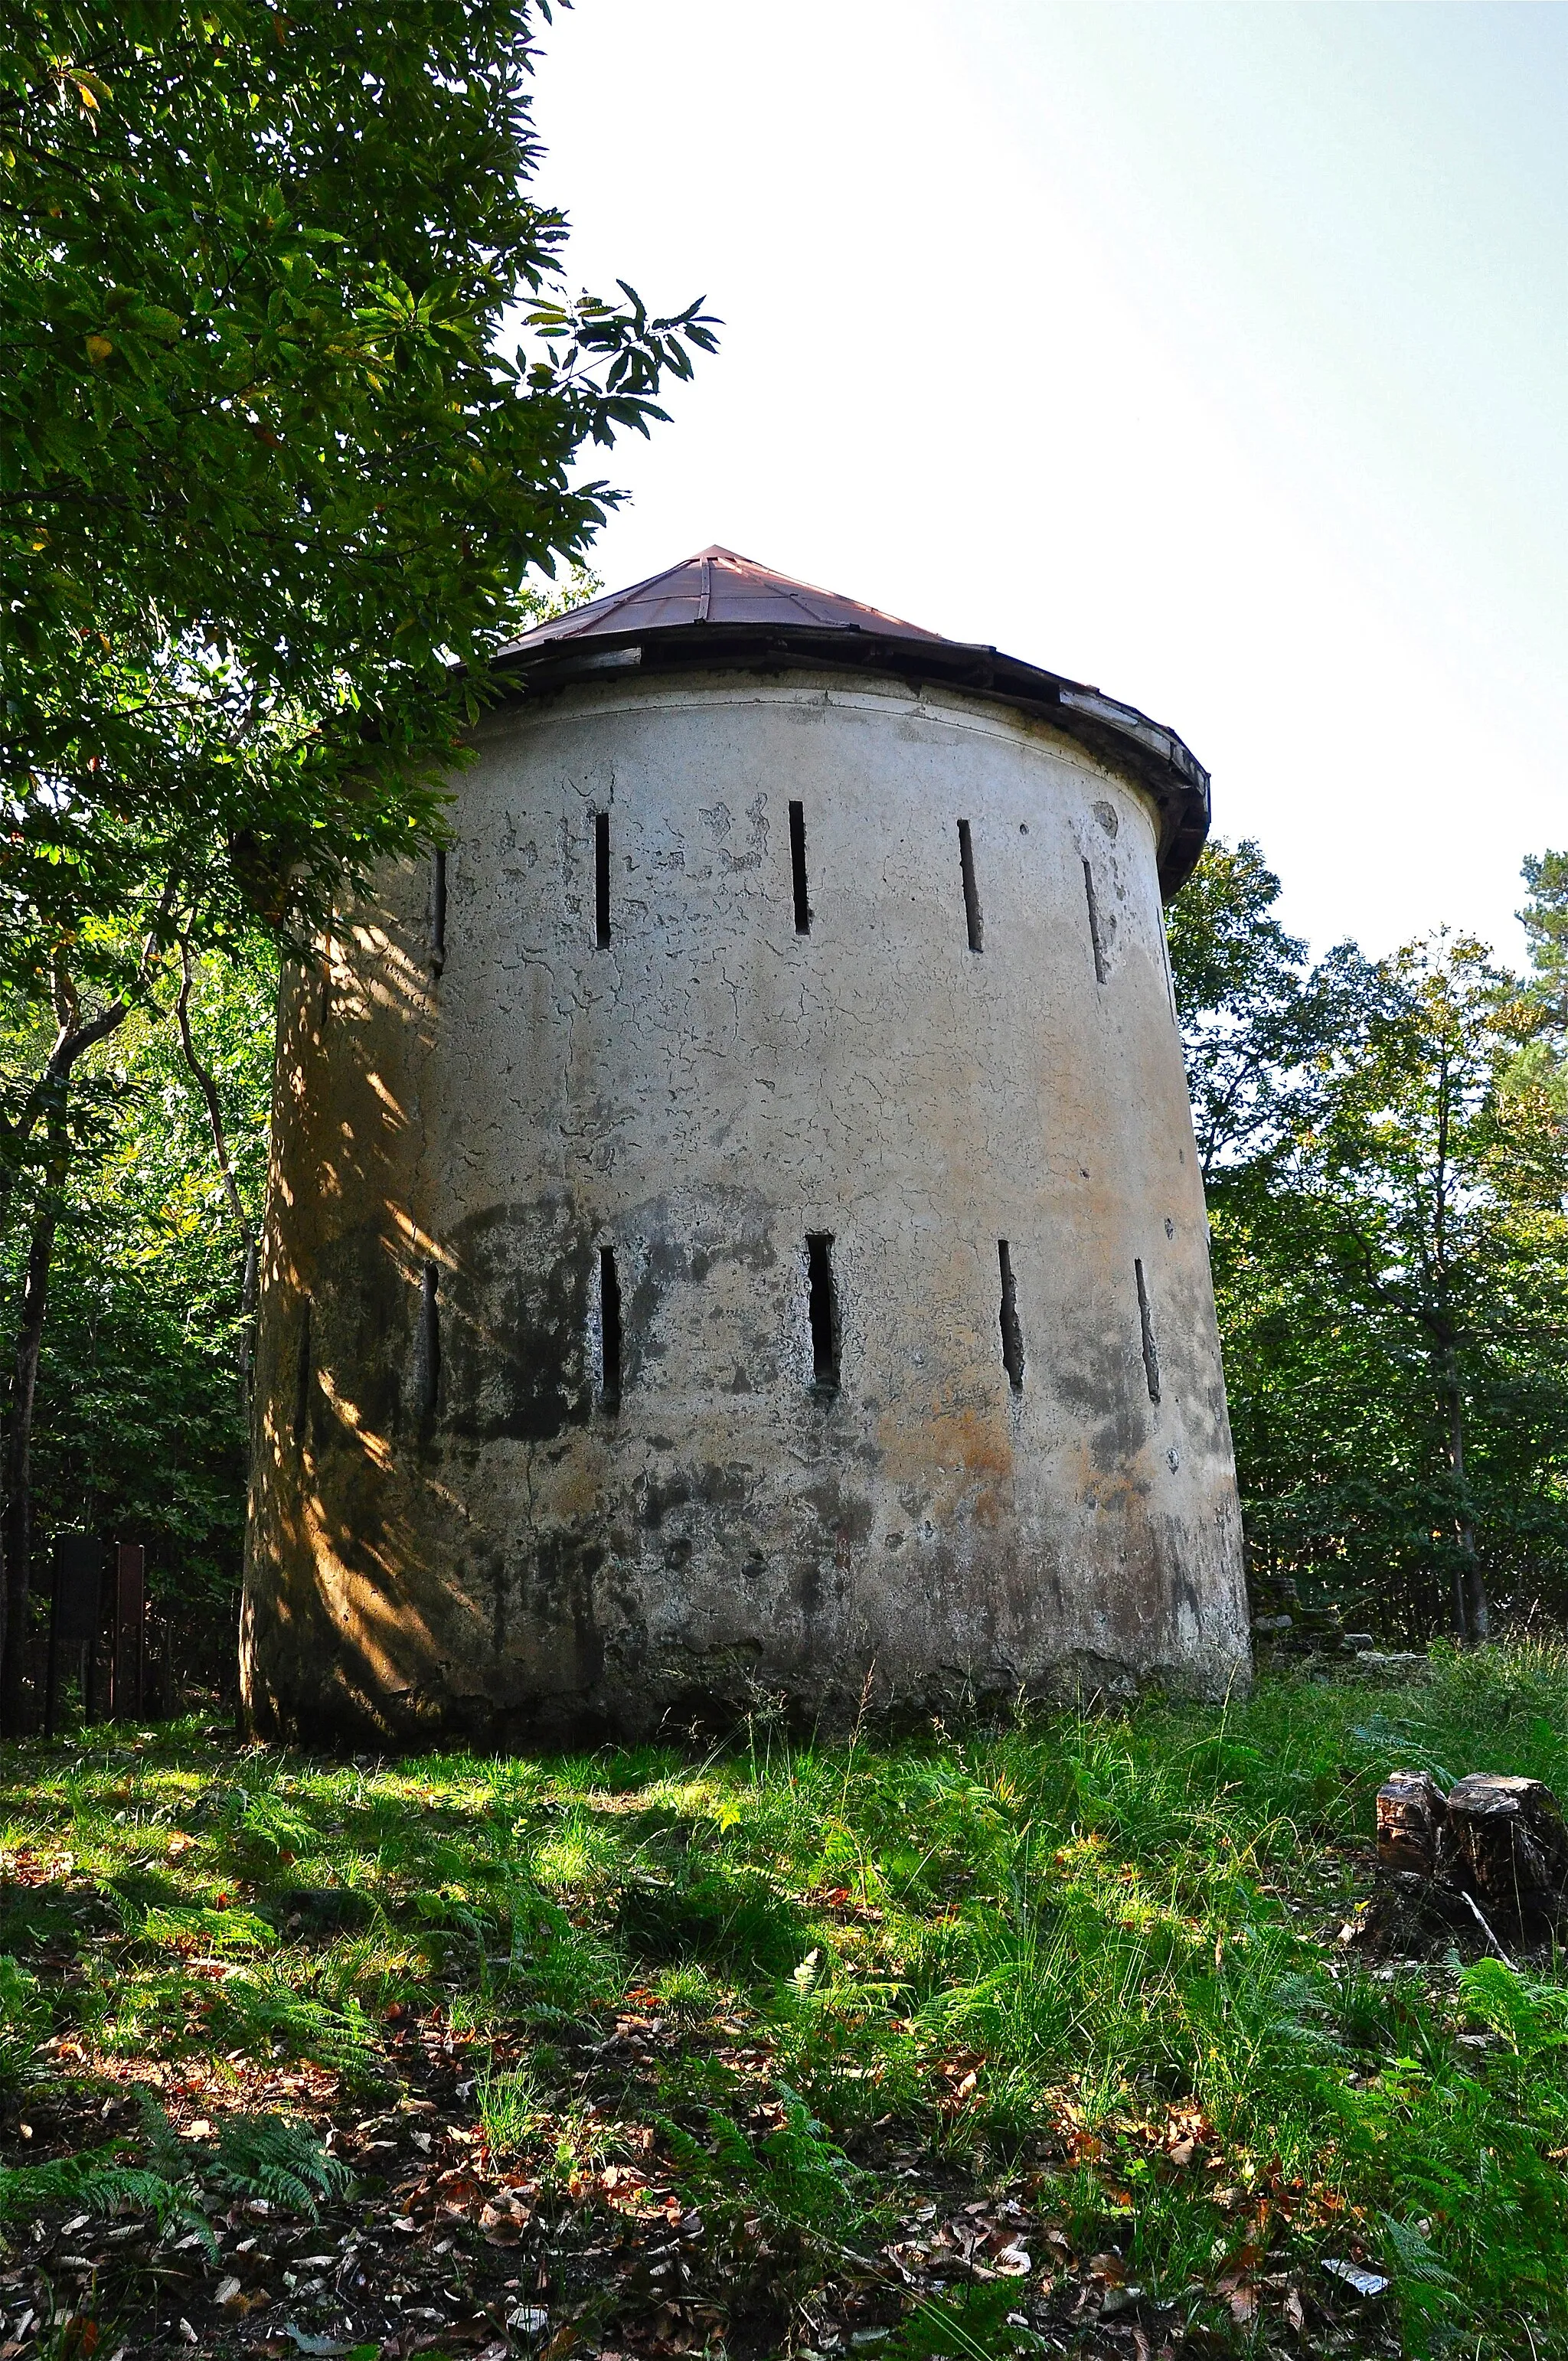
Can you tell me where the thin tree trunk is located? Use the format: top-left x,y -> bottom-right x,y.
1442,1344 -> 1489,1643
0,1166 -> 60,1734
0,908 -> 172,1726
175,941 -> 257,1415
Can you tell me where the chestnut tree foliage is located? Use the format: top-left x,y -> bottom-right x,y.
0,1 -> 714,1719
2,1 -> 713,969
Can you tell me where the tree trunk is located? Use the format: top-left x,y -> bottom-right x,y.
0,914 -> 169,1723
1,1190 -> 60,1735
0,981 -> 142,1726
175,939 -> 257,1421
1441,1345 -> 1488,1642
239,1237 -> 258,1406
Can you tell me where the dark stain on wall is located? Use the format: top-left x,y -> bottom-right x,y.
637,1461 -> 756,1533
310,1223 -> 410,1446
444,1197 -> 596,1444
521,1527 -> 609,1693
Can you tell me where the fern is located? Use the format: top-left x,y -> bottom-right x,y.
756,2082 -> 863,2235
0,1956 -> 49,2091
0,2141 -> 212,2249
656,2084 -> 864,2240
655,2115 -> 712,2182
140,1904 -> 276,1958
135,2093 -> 191,2183
230,1790 -> 324,1863
886,2281 -> 1044,2360
0,2105 -> 346,2254
1457,1958 -> 1568,2062
0,2143 -> 124,2220
215,1967 -> 382,2082
213,2113 -> 350,2219
1383,2215 -> 1458,2288
1381,2214 -> 1461,2361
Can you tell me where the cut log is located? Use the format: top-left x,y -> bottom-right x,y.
1376,1770 -> 1447,1877
1436,1775 -> 1568,1933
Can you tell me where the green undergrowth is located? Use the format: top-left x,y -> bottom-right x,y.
2,1642 -> 1568,2355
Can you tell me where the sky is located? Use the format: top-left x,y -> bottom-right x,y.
526,1 -> 1567,964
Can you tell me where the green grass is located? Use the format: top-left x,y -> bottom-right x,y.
2,1642 -> 1568,2356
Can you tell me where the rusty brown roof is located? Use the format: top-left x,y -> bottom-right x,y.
505,546 -> 949,648
498,547 -> 1212,896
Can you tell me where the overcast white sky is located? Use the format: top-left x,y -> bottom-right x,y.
528,1 -> 1567,963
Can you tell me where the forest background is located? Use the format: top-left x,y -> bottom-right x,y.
2,2 -> 1566,1725
2,831 -> 1565,1713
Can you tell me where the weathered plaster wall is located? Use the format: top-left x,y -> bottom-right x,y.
241,666 -> 1250,1744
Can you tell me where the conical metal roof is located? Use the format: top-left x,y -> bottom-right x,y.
505,546 -> 948,649
498,547 -> 1212,896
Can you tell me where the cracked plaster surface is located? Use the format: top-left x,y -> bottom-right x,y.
242,670 -> 1250,1745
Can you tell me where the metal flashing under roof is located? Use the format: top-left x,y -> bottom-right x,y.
498,547 -> 1212,896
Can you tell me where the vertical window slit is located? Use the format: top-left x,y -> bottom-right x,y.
789,799 -> 812,935
1135,1258 -> 1161,1404
416,1259 -> 441,1422
806,1233 -> 839,1393
430,850 -> 446,975
292,1296 -> 312,1447
998,1241 -> 1024,1391
958,818 -> 983,952
599,1245 -> 622,1412
595,810 -> 612,947
1083,860 -> 1108,985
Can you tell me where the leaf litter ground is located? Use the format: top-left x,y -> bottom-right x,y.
4,1644 -> 1568,2360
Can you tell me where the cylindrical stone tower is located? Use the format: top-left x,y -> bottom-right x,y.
242,548 -> 1250,1745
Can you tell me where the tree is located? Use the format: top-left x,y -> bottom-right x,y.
1172,843 -> 1568,1641
1165,834 -> 1374,1182
1278,936 -> 1568,1638
2,4 -> 714,945
0,924 -> 171,1726
1520,850 -> 1568,1030
1166,837 -> 1308,1179
0,4 -> 716,1722
0,949 -> 276,1709
2,2 -> 715,991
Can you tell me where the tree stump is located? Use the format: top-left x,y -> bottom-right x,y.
1436,1775 -> 1568,1935
1376,1771 -> 1446,1876
1356,1769 -> 1568,1957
